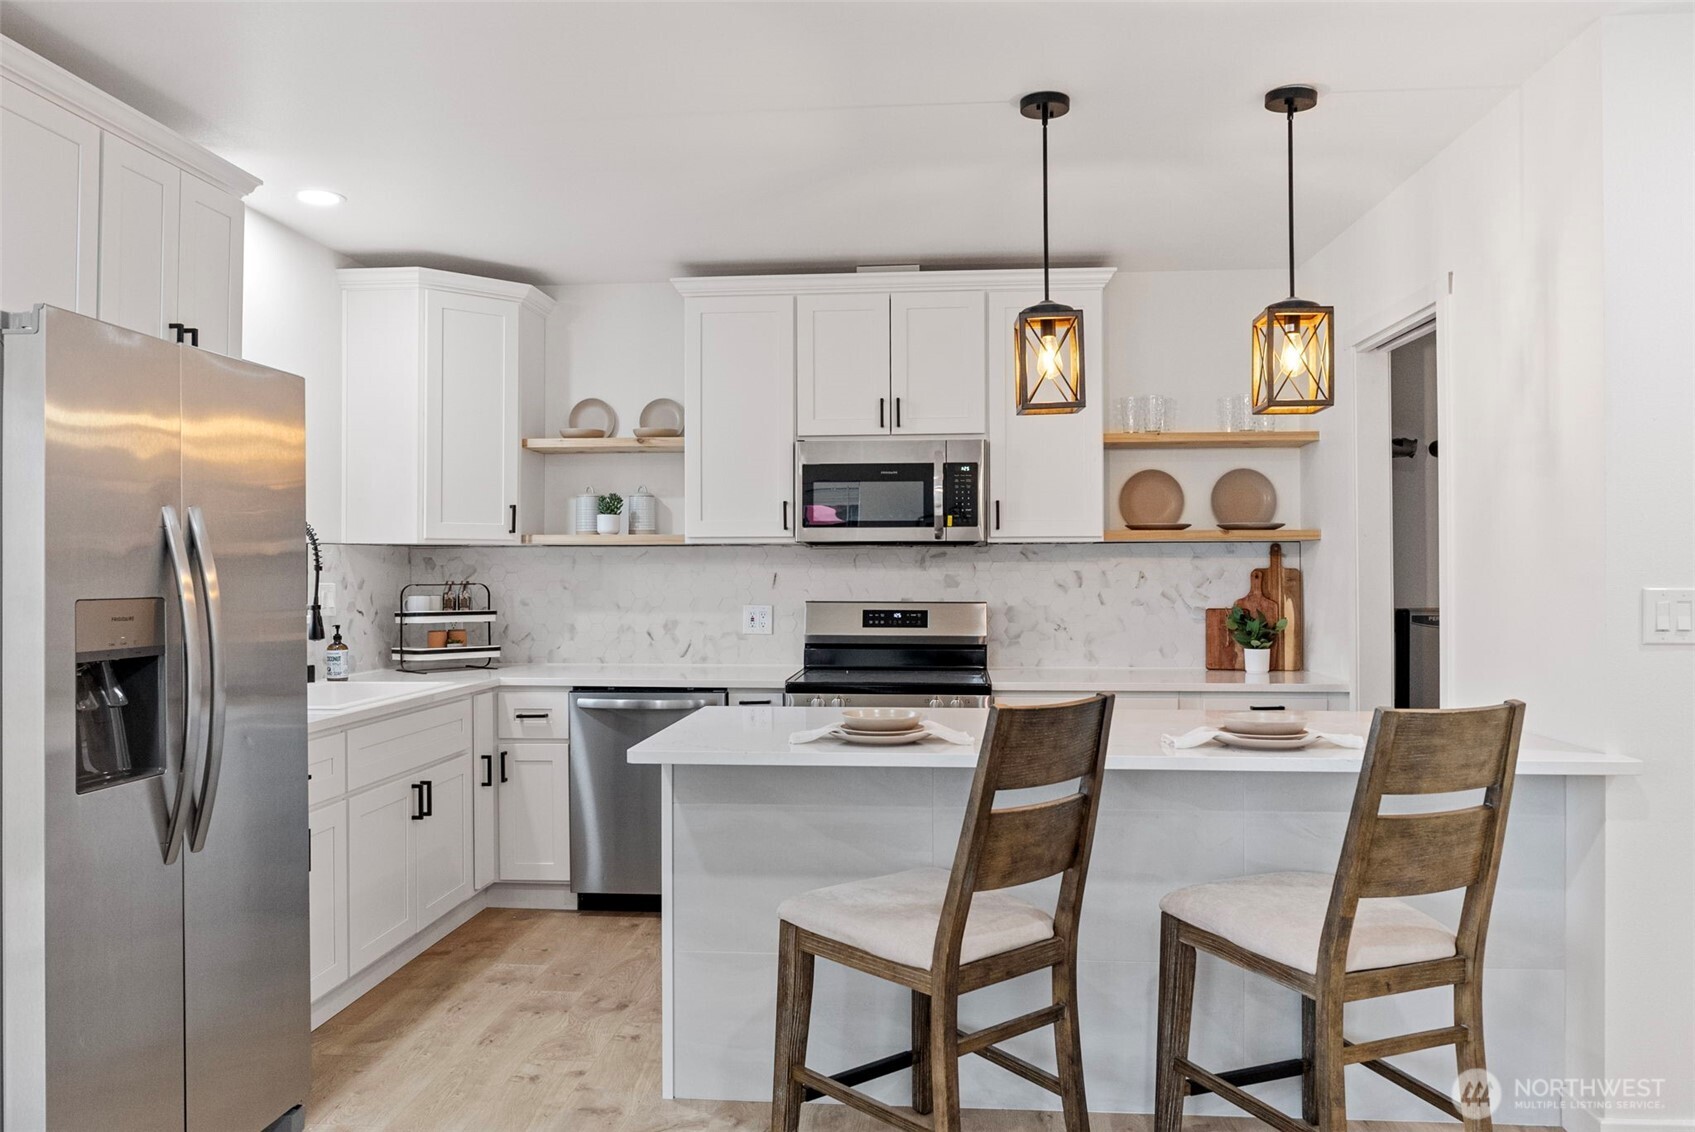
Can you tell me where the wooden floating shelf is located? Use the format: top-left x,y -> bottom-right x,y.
1103,430 -> 1318,450
1103,528 -> 1321,543
522,533 -> 685,546
522,437 -> 683,454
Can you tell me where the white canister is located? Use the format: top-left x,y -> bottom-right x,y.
572,487 -> 599,534
628,485 -> 657,534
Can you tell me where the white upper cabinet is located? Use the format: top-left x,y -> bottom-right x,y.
1,38 -> 256,353
986,286 -> 1106,542
682,294 -> 796,541
0,77 -> 99,315
97,133 -> 180,339
797,293 -> 890,436
891,290 -> 985,435
339,268 -> 552,545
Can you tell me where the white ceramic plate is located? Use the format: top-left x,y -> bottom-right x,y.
840,723 -> 925,738
841,708 -> 922,732
1219,711 -> 1308,736
640,397 -> 684,434
832,728 -> 929,746
1213,731 -> 1319,750
567,398 -> 618,437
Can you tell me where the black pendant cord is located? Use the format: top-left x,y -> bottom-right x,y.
1285,102 -> 1296,299
1041,103 -> 1052,301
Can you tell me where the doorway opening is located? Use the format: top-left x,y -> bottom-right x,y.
1388,326 -> 1439,707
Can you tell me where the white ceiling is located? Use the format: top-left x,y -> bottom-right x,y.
1,1 -> 1619,285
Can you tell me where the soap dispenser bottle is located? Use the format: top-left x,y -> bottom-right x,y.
324,625 -> 351,682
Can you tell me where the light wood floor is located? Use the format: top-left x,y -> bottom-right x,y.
309,908 -> 1529,1132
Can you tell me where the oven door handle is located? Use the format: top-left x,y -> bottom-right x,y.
933,450 -> 946,541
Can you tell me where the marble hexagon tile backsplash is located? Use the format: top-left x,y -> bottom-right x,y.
406,542 -> 1287,668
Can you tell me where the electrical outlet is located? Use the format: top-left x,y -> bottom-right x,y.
741,605 -> 772,635
319,582 -> 339,616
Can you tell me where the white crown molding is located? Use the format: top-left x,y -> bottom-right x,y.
670,267 -> 1117,298
1,35 -> 261,198
337,266 -> 555,314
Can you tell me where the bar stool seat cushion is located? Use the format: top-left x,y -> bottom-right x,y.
1159,871 -> 1455,974
778,867 -> 1054,970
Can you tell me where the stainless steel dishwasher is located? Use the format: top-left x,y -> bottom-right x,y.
569,688 -> 726,907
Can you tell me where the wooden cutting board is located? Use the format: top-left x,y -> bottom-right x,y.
1205,608 -> 1242,670
1240,568 -> 1285,670
1261,542 -> 1304,671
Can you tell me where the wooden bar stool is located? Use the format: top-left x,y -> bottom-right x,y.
769,695 -> 1116,1132
1155,701 -> 1527,1132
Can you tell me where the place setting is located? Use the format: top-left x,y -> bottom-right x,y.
788,708 -> 976,747
1160,711 -> 1364,752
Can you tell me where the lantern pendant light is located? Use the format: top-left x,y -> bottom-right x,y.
1014,91 -> 1086,415
1252,85 -> 1334,415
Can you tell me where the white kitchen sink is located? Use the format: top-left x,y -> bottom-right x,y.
307,680 -> 449,712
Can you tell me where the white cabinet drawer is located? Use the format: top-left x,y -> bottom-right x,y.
346,701 -> 473,792
995,691 -> 1180,710
307,732 -> 348,806
1177,691 -> 1333,712
497,691 -> 570,740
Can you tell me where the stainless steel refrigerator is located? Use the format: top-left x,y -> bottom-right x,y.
2,306 -> 309,1131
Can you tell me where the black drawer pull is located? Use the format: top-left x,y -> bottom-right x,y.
421,779 -> 433,818
411,782 -> 425,820
513,711 -> 551,720
499,751 -> 509,784
480,753 -> 493,787
1249,705 -> 1287,712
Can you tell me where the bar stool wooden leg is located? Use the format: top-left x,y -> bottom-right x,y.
1312,991 -> 1347,1132
1053,954 -> 1089,1132
770,922 -> 815,1132
930,988 -> 963,1132
1301,995 -> 1319,1125
911,990 -> 933,1116
1155,913 -> 1197,1132
1454,978 -> 1495,1132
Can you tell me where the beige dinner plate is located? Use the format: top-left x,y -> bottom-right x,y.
841,708 -> 923,732
567,398 -> 618,437
1217,521 -> 1285,530
1119,469 -> 1185,527
558,427 -> 606,439
1211,468 -> 1278,525
832,728 -> 929,746
632,427 -> 681,438
1219,711 -> 1308,736
1213,731 -> 1319,751
639,397 -> 685,434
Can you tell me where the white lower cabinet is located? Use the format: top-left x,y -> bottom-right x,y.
1175,691 -> 1335,711
414,753 -> 474,923
496,741 -> 571,882
307,800 -> 349,1000
346,775 -> 416,977
472,693 -> 498,891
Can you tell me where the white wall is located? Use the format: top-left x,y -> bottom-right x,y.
242,210 -> 360,539
1295,13 -> 1692,1124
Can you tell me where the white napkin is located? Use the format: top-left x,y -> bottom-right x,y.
1161,726 -> 1365,750
788,721 -> 975,746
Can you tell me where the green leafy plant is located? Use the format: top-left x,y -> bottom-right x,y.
1225,604 -> 1288,650
597,492 -> 624,516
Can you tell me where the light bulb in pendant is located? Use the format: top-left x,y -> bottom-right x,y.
1038,333 -> 1062,380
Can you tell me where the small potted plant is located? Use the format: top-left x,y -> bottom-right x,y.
596,492 -> 624,535
1225,605 -> 1288,675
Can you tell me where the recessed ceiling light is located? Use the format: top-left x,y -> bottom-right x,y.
296,188 -> 345,207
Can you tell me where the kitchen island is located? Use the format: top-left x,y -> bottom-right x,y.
631,706 -> 1636,1123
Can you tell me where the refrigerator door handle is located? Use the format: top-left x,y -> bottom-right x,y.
161,506 -> 206,865
185,506 -> 228,852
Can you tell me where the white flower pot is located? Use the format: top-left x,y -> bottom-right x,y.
596,514 -> 620,535
1243,647 -> 1272,675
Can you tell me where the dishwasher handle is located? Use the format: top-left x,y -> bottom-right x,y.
573,696 -> 720,712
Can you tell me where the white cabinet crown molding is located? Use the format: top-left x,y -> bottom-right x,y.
0,35 -> 259,198
671,266 -> 1116,297
336,266 -> 555,315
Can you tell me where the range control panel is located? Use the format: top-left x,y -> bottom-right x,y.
861,608 -> 929,629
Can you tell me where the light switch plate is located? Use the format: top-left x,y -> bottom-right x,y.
741,605 -> 772,635
1640,587 -> 1695,644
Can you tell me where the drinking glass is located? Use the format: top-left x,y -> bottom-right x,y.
1113,396 -> 1134,433
1130,394 -> 1168,433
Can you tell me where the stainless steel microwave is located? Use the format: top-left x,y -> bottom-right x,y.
794,439 -> 987,544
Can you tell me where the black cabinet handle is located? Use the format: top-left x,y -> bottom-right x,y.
994,500 -> 1002,531
480,754 -> 492,787
411,782 -> 425,820
894,397 -> 902,429
878,397 -> 885,429
184,327 -> 198,347
499,751 -> 508,784
422,779 -> 433,817
508,504 -> 517,535
1249,705 -> 1288,712
168,322 -> 186,343
513,711 -> 550,720
782,501 -> 790,531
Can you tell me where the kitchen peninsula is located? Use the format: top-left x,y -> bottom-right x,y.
631,705 -> 1637,1124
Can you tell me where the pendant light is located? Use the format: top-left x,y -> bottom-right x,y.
1252,85 -> 1334,415
1014,92 -> 1085,415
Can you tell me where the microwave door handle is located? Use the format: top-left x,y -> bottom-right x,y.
933,452 -> 946,541
185,506 -> 227,853
161,506 -> 206,865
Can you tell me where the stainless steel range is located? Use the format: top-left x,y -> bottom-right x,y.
784,601 -> 992,708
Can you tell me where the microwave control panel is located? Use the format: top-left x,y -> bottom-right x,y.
943,463 -> 979,528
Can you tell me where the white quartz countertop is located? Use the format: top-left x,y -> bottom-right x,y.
628,706 -> 1639,776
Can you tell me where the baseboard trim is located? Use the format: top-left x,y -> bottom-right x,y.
483,882 -> 577,910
